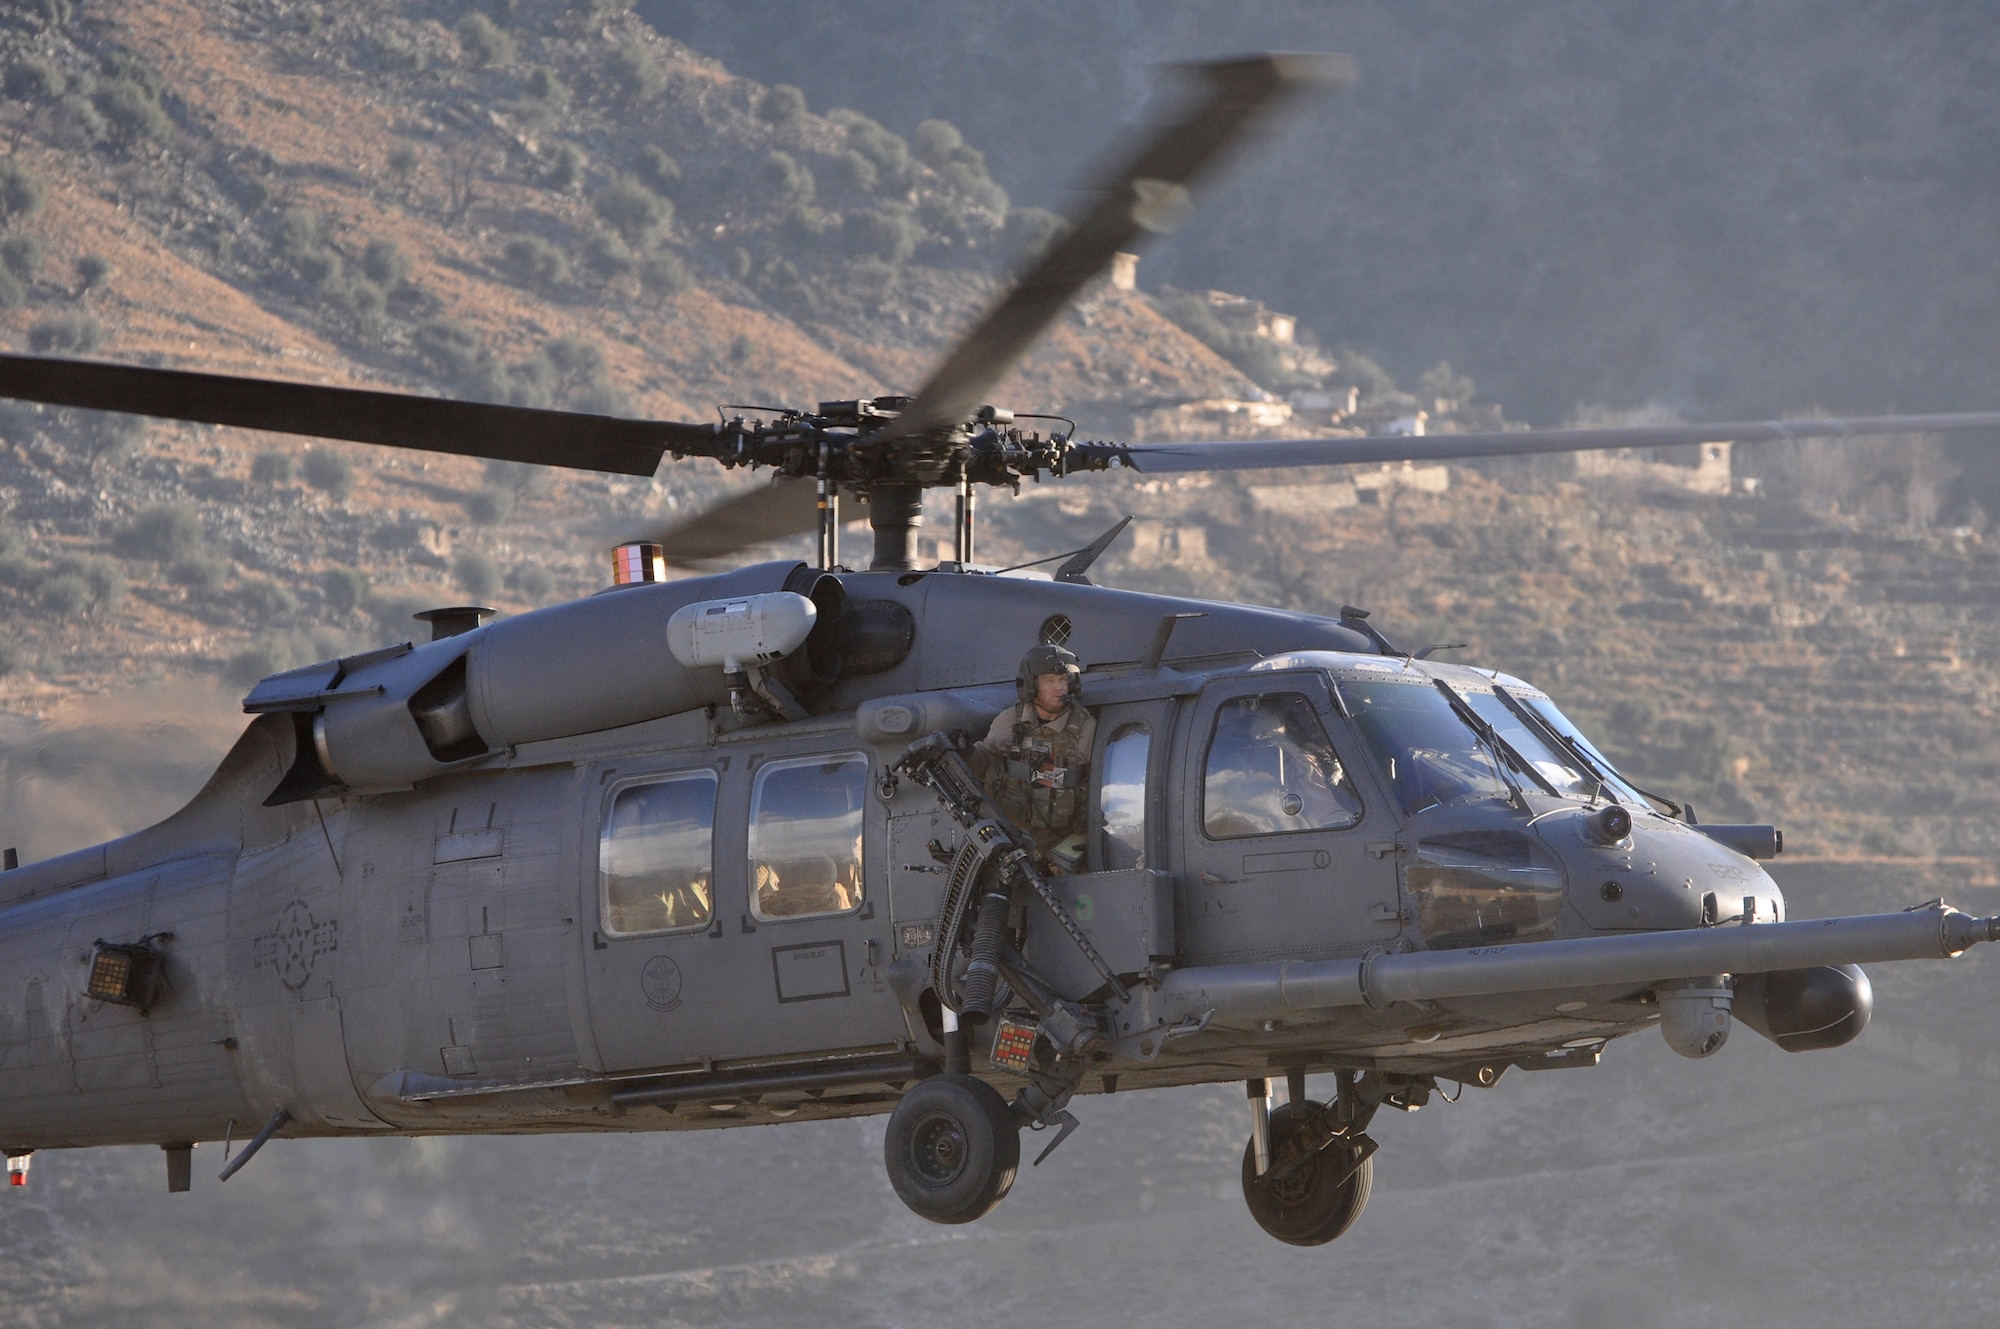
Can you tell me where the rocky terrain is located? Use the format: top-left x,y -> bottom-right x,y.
0,0 -> 1266,712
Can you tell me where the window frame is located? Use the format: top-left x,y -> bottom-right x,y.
746,749 -> 871,925
597,768 -> 721,939
1198,689 -> 1365,843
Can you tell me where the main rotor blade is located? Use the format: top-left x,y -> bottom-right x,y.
873,53 -> 1352,448
1079,410 -> 2000,474
646,476 -> 823,566
0,354 -> 705,476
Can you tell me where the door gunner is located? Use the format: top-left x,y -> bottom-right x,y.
972,644 -> 1096,870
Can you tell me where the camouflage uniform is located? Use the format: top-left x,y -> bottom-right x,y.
975,698 -> 1097,859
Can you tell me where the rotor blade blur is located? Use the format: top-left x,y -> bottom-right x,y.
647,476 -> 822,566
1080,410 -> 2000,474
0,354 -> 701,476
872,53 -> 1352,448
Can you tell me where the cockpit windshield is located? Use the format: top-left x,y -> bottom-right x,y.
1336,679 -> 1511,815
1458,690 -> 1595,799
1505,690 -> 1650,806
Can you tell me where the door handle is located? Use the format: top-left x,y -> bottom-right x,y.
1201,871 -> 1237,887
1365,840 -> 1400,859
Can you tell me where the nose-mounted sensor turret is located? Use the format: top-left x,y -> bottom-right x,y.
1579,803 -> 1633,846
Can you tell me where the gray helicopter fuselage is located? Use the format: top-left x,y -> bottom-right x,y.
0,561 -> 1817,1151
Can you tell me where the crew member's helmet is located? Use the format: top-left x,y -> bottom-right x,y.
1016,644 -> 1082,704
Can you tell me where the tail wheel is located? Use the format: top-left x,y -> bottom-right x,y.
1241,1102 -> 1374,1246
883,1073 -> 1020,1224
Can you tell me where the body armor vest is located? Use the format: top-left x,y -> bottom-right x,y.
987,701 -> 1090,835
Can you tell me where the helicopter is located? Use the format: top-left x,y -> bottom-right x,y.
0,53 -> 1995,1247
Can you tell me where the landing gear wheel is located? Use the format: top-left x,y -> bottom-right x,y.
1241,1102 -> 1374,1246
883,1073 -> 1020,1224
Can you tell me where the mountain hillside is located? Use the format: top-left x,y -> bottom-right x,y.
0,0 -> 1266,707
0,1 -> 1995,865
659,0 -> 2000,440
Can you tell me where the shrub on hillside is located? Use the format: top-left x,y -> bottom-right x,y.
236,577 -> 298,620
762,151 -> 814,206
846,207 -> 916,265
463,486 -> 513,525
501,234 -> 568,290
168,552 -> 230,595
912,119 -> 1006,211
545,142 -> 584,193
0,272 -> 22,309
457,13 -> 515,68
828,149 -> 877,193
1002,207 -> 1067,264
368,32 -> 427,74
593,178 -> 668,246
4,58 -> 65,102
73,411 -> 145,466
0,234 -> 39,280
523,65 -> 568,109
634,146 -> 680,197
250,450 -> 294,484
329,276 -> 387,331
849,257 -> 897,302
414,319 -> 490,385
1159,291 -> 1287,388
80,555 -> 123,611
301,448 -> 356,500
37,572 -> 89,618
638,250 -> 690,298
757,84 -> 807,133
320,566 -> 371,614
833,110 -> 910,183
514,335 -> 624,413
113,502 -> 202,561
361,238 -> 409,285
225,644 -> 291,689
605,43 -> 663,102
454,550 -> 499,601
582,231 -> 635,282
0,160 -> 46,226
0,550 -> 40,590
74,253 -> 110,294
93,77 -> 170,144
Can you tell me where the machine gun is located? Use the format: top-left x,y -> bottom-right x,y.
893,732 -> 1137,1161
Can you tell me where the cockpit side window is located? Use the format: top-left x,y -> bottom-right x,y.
1202,694 -> 1363,839
600,771 -> 718,936
749,752 -> 867,921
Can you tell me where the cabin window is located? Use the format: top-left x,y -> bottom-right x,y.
1099,722 -> 1151,869
750,752 -> 868,921
600,772 -> 718,936
1202,694 -> 1363,839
